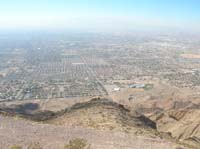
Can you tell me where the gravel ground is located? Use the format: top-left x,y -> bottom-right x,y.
0,115 -> 184,149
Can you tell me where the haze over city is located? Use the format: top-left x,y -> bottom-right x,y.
0,0 -> 200,32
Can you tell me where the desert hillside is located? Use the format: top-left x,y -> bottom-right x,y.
0,98 -> 186,149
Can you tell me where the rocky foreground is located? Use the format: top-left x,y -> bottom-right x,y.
0,98 -> 188,149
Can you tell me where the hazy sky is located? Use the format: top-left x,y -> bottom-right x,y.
0,0 -> 200,32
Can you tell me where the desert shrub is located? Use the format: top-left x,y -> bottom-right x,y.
10,145 -> 22,149
28,142 -> 43,149
64,138 -> 90,149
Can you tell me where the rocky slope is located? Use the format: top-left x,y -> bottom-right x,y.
47,98 -> 157,133
150,108 -> 200,148
0,98 -> 185,149
132,97 -> 200,149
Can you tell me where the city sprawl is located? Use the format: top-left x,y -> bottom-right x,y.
1,33 -> 200,101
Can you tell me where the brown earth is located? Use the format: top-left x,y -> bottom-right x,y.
0,98 -> 186,149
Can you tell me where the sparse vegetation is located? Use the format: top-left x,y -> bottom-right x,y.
28,142 -> 43,149
143,84 -> 154,91
10,145 -> 22,149
64,138 -> 90,149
